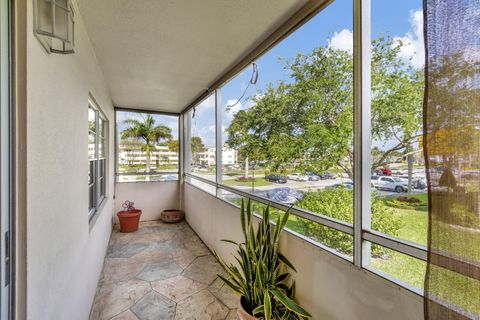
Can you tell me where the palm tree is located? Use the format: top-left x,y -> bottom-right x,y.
121,114 -> 173,174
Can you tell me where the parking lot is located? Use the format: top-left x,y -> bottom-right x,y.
193,172 -> 425,198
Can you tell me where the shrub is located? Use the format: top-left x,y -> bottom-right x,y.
226,172 -> 240,177
295,187 -> 402,257
396,196 -> 421,203
236,176 -> 256,182
385,195 -> 428,211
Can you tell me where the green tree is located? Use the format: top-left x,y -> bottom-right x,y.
226,37 -> 424,177
121,114 -> 173,173
168,137 -> 204,157
168,139 -> 179,153
189,136 -> 206,166
191,136 -> 205,154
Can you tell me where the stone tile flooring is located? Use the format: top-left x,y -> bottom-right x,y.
90,220 -> 238,320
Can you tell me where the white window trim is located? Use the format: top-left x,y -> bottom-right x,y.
114,108 -> 180,183
88,99 -> 108,222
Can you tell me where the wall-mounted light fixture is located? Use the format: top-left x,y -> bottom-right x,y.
34,0 -> 75,54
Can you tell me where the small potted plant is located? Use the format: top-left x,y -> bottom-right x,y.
161,209 -> 185,223
214,199 -> 311,320
117,200 -> 142,233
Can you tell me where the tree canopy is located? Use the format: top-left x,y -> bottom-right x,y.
190,136 -> 205,154
226,37 -> 424,176
166,136 -> 205,157
121,114 -> 173,147
121,114 -> 173,172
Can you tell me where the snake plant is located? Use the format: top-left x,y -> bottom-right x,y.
214,199 -> 311,319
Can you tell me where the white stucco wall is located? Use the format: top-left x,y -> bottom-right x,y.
114,181 -> 180,222
26,1 -> 115,319
183,183 -> 424,320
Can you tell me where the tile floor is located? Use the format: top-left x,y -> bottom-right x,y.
90,220 -> 238,320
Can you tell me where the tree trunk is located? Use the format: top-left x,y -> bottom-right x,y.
244,156 -> 249,177
146,145 -> 151,182
146,146 -> 151,173
407,154 -> 413,192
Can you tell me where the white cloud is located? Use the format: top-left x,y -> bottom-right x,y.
195,94 -> 215,115
327,10 -> 425,69
165,120 -> 179,137
328,29 -> 353,53
116,111 -> 143,123
393,9 -> 425,68
223,97 -> 258,125
193,126 -> 215,148
225,99 -> 242,115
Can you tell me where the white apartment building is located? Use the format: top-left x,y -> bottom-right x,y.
196,146 -> 238,166
118,144 -> 179,166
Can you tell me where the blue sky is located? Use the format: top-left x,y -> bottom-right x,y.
117,111 -> 179,142
119,0 -> 424,149
191,0 -> 424,148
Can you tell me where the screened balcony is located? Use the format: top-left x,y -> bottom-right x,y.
4,0 -> 478,319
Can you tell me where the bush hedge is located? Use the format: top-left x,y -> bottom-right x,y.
295,187 -> 402,257
385,195 -> 428,211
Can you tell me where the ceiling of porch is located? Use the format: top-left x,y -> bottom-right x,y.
76,0 -> 309,113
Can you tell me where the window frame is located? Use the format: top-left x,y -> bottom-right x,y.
88,100 -> 108,221
0,0 -> 13,316
114,107 -> 180,183
181,0 -> 428,297
183,93 -> 217,184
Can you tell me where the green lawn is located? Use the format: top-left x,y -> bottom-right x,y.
371,194 -> 428,288
371,249 -> 427,288
222,178 -> 272,187
372,195 -> 479,315
228,192 -> 479,315
223,171 -> 242,177
393,208 -> 428,245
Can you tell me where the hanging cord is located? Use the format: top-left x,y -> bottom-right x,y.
226,62 -> 258,111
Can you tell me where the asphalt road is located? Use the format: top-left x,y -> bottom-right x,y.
193,173 -> 425,197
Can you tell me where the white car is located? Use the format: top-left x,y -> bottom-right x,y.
287,173 -> 308,181
371,176 -> 408,193
159,174 -> 178,181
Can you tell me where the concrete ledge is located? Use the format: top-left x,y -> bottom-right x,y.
183,183 -> 423,320
115,181 -> 180,222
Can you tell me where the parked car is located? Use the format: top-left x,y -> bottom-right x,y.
192,164 -> 208,172
371,176 -> 408,193
287,173 -> 309,181
266,188 -> 303,204
398,175 -> 427,190
326,182 -> 353,189
375,168 -> 392,176
264,174 -> 287,184
414,178 -> 427,190
319,172 -> 336,179
305,172 -> 320,181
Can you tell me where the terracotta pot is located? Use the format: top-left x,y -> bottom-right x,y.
161,209 -> 184,223
237,297 -> 257,320
117,209 -> 142,233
